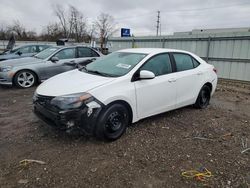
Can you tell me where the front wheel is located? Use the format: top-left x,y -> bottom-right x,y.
14,70 -> 37,88
95,104 -> 130,141
194,85 -> 211,109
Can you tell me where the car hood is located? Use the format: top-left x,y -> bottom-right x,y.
0,53 -> 16,60
0,57 -> 43,67
36,69 -> 116,96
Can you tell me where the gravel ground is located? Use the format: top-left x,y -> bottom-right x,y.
0,80 -> 249,188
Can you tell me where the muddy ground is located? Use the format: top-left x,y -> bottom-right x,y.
0,80 -> 249,188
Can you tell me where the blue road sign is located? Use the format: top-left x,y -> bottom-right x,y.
121,28 -> 131,37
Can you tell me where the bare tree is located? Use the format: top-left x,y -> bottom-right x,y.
94,13 -> 116,49
0,24 -> 8,40
40,22 -> 63,41
87,23 -> 97,42
54,4 -> 68,38
7,20 -> 26,39
53,4 -> 88,42
69,5 -> 87,42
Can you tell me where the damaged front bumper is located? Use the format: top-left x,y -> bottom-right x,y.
33,95 -> 103,135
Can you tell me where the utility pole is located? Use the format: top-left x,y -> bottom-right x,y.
156,10 -> 160,36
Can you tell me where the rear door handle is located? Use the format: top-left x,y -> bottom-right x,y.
168,78 -> 177,83
197,71 -> 203,75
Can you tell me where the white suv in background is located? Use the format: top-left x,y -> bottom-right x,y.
33,48 -> 217,141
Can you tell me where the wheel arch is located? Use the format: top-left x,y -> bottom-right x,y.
13,69 -> 39,85
194,82 -> 213,103
106,100 -> 133,124
204,82 -> 212,93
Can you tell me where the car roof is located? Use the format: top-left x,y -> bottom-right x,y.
54,45 -> 94,49
18,44 -> 51,47
118,48 -> 195,55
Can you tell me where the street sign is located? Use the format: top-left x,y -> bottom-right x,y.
121,28 -> 131,37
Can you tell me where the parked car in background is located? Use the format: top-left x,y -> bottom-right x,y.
33,48 -> 217,141
0,46 -> 101,88
0,44 -> 51,61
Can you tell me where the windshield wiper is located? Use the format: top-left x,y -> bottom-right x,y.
79,65 -> 88,71
87,69 -> 115,77
79,66 -> 117,77
34,56 -> 41,59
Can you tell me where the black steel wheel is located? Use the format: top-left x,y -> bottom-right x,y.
194,85 -> 211,109
95,103 -> 130,141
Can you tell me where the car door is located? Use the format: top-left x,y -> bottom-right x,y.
75,47 -> 100,65
134,53 -> 177,119
171,53 -> 204,108
43,48 -> 77,79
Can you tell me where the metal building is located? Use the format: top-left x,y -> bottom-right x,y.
108,28 -> 250,82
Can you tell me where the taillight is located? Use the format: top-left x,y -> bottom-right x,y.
213,68 -> 217,74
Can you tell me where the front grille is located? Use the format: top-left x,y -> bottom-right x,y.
36,95 -> 55,109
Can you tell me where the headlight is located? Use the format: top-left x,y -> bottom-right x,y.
51,93 -> 92,110
32,92 -> 38,102
0,66 -> 12,72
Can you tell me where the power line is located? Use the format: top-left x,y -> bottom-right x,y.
161,1 -> 250,13
114,1 -> 250,21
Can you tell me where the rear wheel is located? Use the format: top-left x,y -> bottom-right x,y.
194,85 -> 211,109
95,103 -> 130,141
14,70 -> 37,88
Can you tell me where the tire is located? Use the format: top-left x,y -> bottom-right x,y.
95,103 -> 130,141
194,85 -> 211,109
14,70 -> 37,88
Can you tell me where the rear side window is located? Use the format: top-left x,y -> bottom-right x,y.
54,48 -> 76,59
78,47 -> 100,58
19,46 -> 32,53
141,53 -> 172,76
173,53 -> 194,72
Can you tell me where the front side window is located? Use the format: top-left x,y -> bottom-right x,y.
173,53 -> 194,72
85,52 -> 147,77
54,48 -> 76,60
38,45 -> 49,52
78,47 -> 99,58
141,53 -> 172,76
18,46 -> 31,54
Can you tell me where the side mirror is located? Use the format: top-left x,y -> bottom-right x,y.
139,70 -> 155,80
51,56 -> 59,63
17,51 -> 22,56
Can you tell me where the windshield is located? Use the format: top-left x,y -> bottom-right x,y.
10,47 -> 20,53
34,47 -> 60,59
84,52 -> 147,77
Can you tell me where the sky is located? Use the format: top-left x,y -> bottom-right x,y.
0,0 -> 250,36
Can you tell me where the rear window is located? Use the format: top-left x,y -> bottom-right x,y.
78,47 -> 100,58
192,58 -> 200,68
173,53 -> 194,72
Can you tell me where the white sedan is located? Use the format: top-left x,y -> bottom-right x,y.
33,48 -> 217,141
